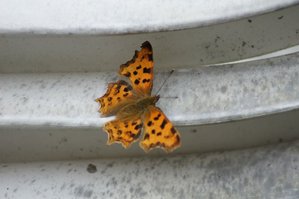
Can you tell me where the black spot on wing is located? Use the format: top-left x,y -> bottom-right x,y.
142,79 -> 151,83
147,121 -> 153,126
171,127 -> 176,134
143,68 -> 151,74
144,133 -> 150,140
160,119 -> 168,129
134,124 -> 142,130
154,113 -> 161,121
134,79 -> 140,85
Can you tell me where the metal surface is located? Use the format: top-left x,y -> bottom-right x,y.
1,1 -> 299,198
1,0 -> 298,34
1,52 -> 299,128
1,109 -> 299,162
1,141 -> 298,198
1,5 -> 299,73
1,52 -> 299,161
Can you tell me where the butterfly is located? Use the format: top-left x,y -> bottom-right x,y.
96,41 -> 181,152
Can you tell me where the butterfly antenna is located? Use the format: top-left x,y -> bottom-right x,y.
155,69 -> 174,95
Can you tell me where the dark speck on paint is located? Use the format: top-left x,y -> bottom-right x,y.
87,164 -> 97,173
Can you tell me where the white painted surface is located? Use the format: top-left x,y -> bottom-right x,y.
1,141 -> 298,198
1,5 -> 299,73
1,1 -> 299,198
0,0 -> 298,34
1,53 -> 299,161
1,53 -> 299,128
1,109 -> 299,162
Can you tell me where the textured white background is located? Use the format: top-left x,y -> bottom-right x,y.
0,0 -> 298,34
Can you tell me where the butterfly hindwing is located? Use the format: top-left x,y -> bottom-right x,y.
96,80 -> 135,116
140,106 -> 181,152
119,41 -> 154,96
104,117 -> 143,148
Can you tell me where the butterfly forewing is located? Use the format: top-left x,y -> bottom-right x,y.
119,41 -> 154,96
96,80 -> 135,116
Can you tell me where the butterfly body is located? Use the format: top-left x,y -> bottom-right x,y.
116,95 -> 159,119
96,41 -> 181,152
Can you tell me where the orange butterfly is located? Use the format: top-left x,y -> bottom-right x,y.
96,41 -> 181,152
